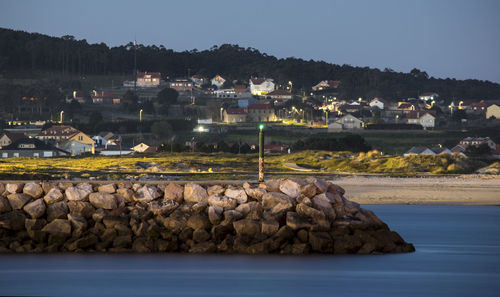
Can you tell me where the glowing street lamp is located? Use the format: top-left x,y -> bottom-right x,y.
258,124 -> 265,182
139,109 -> 143,122
220,107 -> 224,122
59,110 -> 64,123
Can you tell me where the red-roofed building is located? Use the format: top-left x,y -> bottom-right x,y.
223,108 -> 247,123
312,80 -> 340,91
247,103 -> 276,122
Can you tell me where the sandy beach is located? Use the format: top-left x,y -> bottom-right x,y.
330,175 -> 500,205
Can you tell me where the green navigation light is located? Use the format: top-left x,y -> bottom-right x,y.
259,124 -> 264,130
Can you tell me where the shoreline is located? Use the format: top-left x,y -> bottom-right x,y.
330,176 -> 500,206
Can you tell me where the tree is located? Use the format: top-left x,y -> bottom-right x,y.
157,88 -> 179,106
88,111 -> 103,125
151,121 -> 173,140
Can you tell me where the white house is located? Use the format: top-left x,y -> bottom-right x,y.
419,92 -> 439,102
211,75 -> 226,89
312,80 -> 340,91
407,111 -> 436,129
249,78 -> 275,96
369,98 -> 388,110
328,114 -> 364,131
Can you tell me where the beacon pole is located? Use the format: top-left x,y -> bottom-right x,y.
258,124 -> 264,182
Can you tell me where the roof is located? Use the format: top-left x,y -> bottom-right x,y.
191,74 -> 205,79
38,125 -> 80,137
233,85 -> 247,93
460,137 -> 491,142
405,147 -> 432,154
137,72 -> 161,79
407,110 -> 436,119
1,132 -> 25,143
371,97 -> 388,104
431,147 -> 451,154
398,103 -> 415,109
247,103 -> 273,110
143,146 -> 158,153
267,90 -> 292,96
250,78 -> 273,85
92,91 -> 114,99
226,108 -> 247,115
314,80 -> 340,88
1,137 -> 65,152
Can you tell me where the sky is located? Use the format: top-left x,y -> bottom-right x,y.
1,0 -> 500,83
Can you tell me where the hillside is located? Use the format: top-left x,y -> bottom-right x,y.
1,27 -> 500,101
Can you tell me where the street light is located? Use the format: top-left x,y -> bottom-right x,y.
220,107 -> 224,122
60,111 -> 64,123
139,109 -> 143,122
258,124 -> 265,182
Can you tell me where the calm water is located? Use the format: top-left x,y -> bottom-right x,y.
1,205 -> 499,297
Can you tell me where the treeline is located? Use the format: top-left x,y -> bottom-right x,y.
1,27 -> 500,100
293,134 -> 371,152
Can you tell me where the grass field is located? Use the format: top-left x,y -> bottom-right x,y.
0,150 -> 488,180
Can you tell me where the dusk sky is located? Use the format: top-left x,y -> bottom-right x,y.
1,0 -> 499,83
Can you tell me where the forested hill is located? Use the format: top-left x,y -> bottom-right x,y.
1,27 -> 499,101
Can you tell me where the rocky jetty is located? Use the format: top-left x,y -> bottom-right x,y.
0,178 -> 415,254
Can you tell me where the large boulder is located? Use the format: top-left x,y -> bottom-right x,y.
208,195 -> 237,209
311,194 -> 336,221
116,188 -> 134,203
43,188 -> 64,204
133,185 -> 161,203
279,179 -> 302,199
207,185 -> 225,196
67,201 -> 95,218
98,184 -> 116,194
6,183 -> 24,194
208,206 -> 223,225
89,192 -> 117,209
184,183 -> 208,203
65,184 -> 93,201
164,183 -> 184,203
0,210 -> 26,230
187,213 -> 211,230
224,188 -> 247,204
233,219 -> 261,238
286,212 -> 312,230
23,199 -> 46,219
47,201 -> 69,221
244,187 -> 267,201
23,182 -> 43,198
42,219 -> 72,237
7,193 -> 32,210
0,196 -> 12,213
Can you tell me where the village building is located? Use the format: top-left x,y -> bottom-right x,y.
211,75 -> 226,89
246,103 -> 276,122
190,75 -> 208,87
369,98 -> 388,110
0,137 -> 69,158
328,114 -> 364,131
249,78 -> 275,96
312,80 -> 340,91
36,125 -> 95,155
403,147 -> 436,157
136,72 -> 161,87
169,78 -> 193,92
91,91 -> 121,104
486,104 -> 500,119
0,132 -> 25,149
406,110 -> 436,129
223,108 -> 247,123
459,137 -> 496,151
131,143 -> 157,153
266,90 -> 293,102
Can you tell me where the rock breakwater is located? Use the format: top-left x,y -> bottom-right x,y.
0,178 -> 415,254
